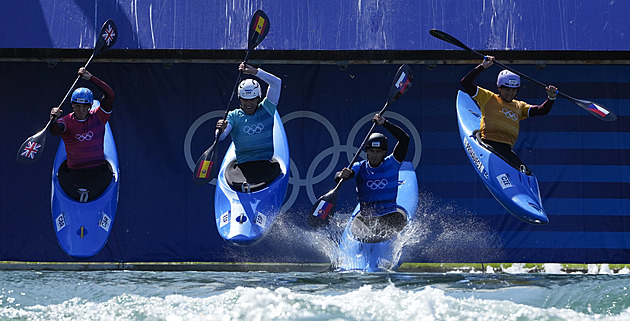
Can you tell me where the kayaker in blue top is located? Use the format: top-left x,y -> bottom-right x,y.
461,56 -> 558,173
216,63 -> 282,190
335,114 -> 410,243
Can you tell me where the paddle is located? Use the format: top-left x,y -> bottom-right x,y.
16,19 -> 118,165
429,29 -> 617,122
307,64 -> 413,228
193,9 -> 271,184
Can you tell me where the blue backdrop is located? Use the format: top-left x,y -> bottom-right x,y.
1,0 -> 629,264
1,61 -> 628,263
1,0 -> 628,50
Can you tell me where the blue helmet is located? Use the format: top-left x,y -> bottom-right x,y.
71,87 -> 93,105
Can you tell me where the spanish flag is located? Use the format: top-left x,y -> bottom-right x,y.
196,161 -> 213,179
254,15 -> 268,35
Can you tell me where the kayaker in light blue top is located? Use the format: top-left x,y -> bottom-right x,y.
216,63 -> 282,189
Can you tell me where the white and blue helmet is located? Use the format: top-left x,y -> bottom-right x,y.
238,79 -> 261,99
497,70 -> 521,88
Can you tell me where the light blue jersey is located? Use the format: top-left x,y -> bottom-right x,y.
226,98 -> 276,164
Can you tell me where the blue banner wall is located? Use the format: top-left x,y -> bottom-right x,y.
1,61 -> 628,263
2,0 -> 629,50
1,0 -> 629,264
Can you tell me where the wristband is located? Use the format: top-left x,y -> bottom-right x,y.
547,96 -> 556,101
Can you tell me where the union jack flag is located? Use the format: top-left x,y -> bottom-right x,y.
102,25 -> 116,46
21,141 -> 41,159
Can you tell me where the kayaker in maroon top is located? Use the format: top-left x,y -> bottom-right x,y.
50,67 -> 115,202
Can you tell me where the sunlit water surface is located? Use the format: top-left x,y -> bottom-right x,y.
1,268 -> 630,321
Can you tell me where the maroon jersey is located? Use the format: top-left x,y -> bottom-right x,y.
53,75 -> 115,169
58,108 -> 111,169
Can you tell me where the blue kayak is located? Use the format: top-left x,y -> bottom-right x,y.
214,111 -> 290,245
51,122 -> 120,258
456,90 -> 548,224
336,161 -> 419,272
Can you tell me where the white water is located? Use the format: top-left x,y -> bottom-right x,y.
2,270 -> 630,321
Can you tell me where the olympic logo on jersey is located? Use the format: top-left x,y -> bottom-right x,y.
501,108 -> 519,122
366,179 -> 388,190
75,131 -> 94,141
243,123 -> 264,135
184,110 -> 422,212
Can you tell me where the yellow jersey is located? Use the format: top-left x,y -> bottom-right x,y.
472,86 -> 531,146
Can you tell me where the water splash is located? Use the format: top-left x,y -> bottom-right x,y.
275,191 -> 506,271
405,191 -> 504,263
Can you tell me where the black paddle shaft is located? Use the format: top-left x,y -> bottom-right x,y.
307,64 -> 413,227
59,20 -> 118,109
192,10 -> 270,184
429,29 -> 617,121
16,19 -> 118,165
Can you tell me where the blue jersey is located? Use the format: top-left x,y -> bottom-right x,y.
351,154 -> 402,217
226,98 -> 276,164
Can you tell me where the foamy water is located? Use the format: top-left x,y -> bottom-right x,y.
1,270 -> 630,321
4,193 -> 628,320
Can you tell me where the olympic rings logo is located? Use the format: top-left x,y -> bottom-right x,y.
501,108 -> 519,122
75,131 -> 94,141
184,110 -> 422,212
243,123 -> 264,135
366,179 -> 388,190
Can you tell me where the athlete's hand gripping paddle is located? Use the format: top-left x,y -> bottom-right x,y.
16,19 -> 118,165
429,29 -> 616,122
307,64 -> 413,228
193,10 -> 270,184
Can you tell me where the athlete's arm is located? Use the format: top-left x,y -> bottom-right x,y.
383,120 -> 409,163
461,57 -> 493,97
49,107 -> 65,135
529,85 -> 558,117
255,68 -> 281,106
89,75 -> 115,113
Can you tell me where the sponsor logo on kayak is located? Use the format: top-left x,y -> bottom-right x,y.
464,139 -> 484,174
497,173 -> 513,189
55,213 -> 66,231
99,212 -> 112,231
220,212 -> 229,228
256,213 -> 267,228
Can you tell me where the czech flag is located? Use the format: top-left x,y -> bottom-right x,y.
588,103 -> 609,118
